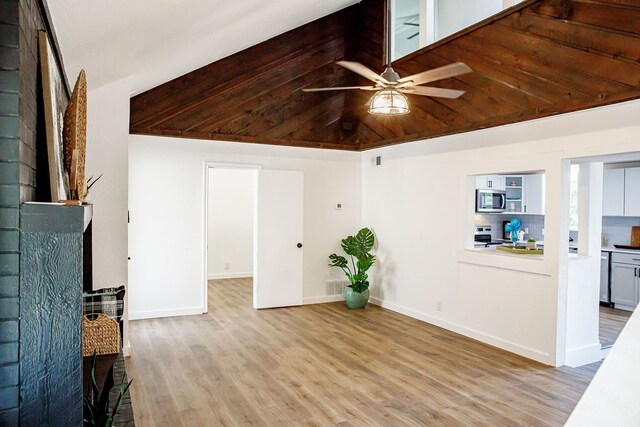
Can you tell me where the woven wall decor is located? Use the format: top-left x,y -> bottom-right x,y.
63,69 -> 87,201
82,313 -> 119,357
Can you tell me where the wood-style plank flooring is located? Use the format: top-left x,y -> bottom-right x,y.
126,278 -> 601,426
599,306 -> 631,348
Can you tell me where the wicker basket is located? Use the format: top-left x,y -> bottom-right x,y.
82,313 -> 120,357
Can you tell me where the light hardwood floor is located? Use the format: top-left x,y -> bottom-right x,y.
126,278 -> 600,426
599,306 -> 632,348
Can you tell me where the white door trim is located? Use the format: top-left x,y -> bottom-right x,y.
203,162 -> 261,313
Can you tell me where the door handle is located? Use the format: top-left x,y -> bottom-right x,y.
297,243 -> 303,248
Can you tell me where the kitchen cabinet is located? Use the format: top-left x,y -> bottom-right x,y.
476,175 -> 505,190
499,174 -> 545,214
603,168 -> 625,216
624,167 -> 640,217
523,174 -> 544,215
504,175 -> 523,213
611,252 -> 640,311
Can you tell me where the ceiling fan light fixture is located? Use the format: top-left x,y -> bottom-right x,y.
368,89 -> 410,115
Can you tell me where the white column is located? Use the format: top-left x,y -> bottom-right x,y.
563,162 -> 604,367
420,0 -> 436,47
86,77 -> 131,355
578,162 -> 604,256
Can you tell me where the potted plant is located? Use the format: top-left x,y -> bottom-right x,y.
527,238 -> 536,249
328,227 -> 376,309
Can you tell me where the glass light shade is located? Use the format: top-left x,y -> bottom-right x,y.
368,89 -> 410,115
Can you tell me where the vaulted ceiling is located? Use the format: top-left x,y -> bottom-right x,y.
130,0 -> 640,151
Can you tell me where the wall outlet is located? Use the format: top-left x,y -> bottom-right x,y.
224,262 -> 230,271
336,203 -> 342,210
436,301 -> 443,312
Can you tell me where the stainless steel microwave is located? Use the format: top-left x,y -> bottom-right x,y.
476,189 -> 506,212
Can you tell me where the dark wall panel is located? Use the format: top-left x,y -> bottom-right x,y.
1,0 -> 67,423
19,204 -> 85,427
0,0 -> 22,422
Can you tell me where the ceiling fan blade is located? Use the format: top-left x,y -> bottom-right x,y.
399,86 -> 465,99
404,22 -> 419,26
398,62 -> 472,86
336,61 -> 390,84
407,32 -> 419,40
302,86 -> 377,92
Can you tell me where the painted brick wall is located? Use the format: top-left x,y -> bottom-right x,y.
0,1 -> 22,423
0,0 -> 59,424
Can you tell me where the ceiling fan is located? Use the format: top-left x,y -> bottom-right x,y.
404,23 -> 419,40
302,1 -> 472,115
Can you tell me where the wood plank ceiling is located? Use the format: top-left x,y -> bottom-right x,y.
130,0 -> 640,151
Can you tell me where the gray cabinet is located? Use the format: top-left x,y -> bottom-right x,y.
600,251 -> 610,303
611,252 -> 640,311
603,168 -> 625,216
624,167 -> 640,217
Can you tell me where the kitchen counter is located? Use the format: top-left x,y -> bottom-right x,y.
602,246 -> 640,254
472,245 -> 544,260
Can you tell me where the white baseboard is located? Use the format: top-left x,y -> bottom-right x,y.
369,297 -> 553,365
129,306 -> 204,320
564,343 -> 606,367
208,272 -> 253,280
303,295 -> 344,305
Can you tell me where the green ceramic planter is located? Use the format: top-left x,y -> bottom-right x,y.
344,287 -> 370,309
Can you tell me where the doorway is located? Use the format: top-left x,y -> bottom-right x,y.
205,165 -> 256,313
203,164 -> 305,312
562,154 -> 639,366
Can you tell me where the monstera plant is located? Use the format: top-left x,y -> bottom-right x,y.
329,227 -> 376,309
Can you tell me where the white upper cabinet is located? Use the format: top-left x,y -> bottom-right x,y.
476,175 -> 505,190
603,168 -> 625,216
523,174 -> 545,215
624,167 -> 640,217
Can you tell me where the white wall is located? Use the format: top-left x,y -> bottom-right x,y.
128,136 -> 361,319
362,99 -> 640,365
207,168 -> 254,279
86,77 -> 130,352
